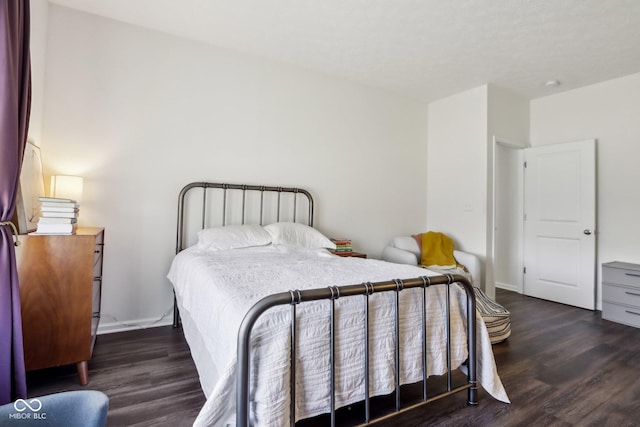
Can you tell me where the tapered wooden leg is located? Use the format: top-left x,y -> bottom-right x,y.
76,361 -> 89,385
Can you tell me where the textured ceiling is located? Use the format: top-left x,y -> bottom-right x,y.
48,0 -> 640,102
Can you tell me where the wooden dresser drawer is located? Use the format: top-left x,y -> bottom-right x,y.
602,302 -> 640,328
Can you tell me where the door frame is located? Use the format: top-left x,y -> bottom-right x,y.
490,136 -> 528,294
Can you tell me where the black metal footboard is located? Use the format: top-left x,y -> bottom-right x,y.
236,274 -> 477,427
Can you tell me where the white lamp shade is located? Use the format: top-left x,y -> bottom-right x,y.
50,175 -> 83,201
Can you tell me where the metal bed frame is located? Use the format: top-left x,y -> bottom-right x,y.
173,181 -> 313,327
173,182 -> 477,426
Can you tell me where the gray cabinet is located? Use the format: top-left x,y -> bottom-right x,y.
602,261 -> 640,328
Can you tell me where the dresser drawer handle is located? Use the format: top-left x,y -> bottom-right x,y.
624,291 -> 640,297
625,273 -> 640,278
625,310 -> 640,317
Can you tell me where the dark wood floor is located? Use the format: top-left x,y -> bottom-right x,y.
26,289 -> 640,426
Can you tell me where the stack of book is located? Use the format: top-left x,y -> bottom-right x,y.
32,197 -> 80,235
330,238 -> 352,253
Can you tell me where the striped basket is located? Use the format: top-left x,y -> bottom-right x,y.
474,287 -> 511,344
418,264 -> 511,344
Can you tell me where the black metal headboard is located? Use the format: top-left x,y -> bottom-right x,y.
173,182 -> 314,326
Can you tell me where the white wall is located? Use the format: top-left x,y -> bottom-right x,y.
488,86 -> 530,146
426,85 -> 529,297
426,86 -> 488,286
39,5 -> 429,332
487,86 -> 530,295
531,72 -> 640,310
26,0 -> 48,143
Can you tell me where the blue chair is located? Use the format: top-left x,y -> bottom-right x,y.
0,390 -> 108,426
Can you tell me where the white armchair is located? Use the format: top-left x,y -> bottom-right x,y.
381,236 -> 481,286
382,236 -> 511,344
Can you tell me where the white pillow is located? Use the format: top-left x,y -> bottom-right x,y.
264,222 -> 336,249
197,224 -> 272,251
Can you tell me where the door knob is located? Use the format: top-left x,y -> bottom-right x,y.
583,229 -> 592,235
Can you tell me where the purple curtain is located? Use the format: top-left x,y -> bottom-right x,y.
0,0 -> 30,405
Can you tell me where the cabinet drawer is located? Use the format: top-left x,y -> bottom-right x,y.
602,265 -> 640,288
93,243 -> 104,268
93,230 -> 104,267
92,278 -> 102,314
93,256 -> 103,278
602,283 -> 640,307
91,278 -> 102,336
602,302 -> 640,328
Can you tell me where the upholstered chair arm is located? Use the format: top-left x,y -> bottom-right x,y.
381,246 -> 418,265
453,250 -> 481,286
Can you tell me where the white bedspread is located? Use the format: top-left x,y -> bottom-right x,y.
167,244 -> 509,427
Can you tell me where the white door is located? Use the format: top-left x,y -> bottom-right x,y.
523,140 -> 596,310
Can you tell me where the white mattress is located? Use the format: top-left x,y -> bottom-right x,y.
167,244 -> 509,426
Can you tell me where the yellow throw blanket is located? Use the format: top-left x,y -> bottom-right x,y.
415,231 -> 460,269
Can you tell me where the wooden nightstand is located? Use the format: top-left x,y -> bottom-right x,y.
16,227 -> 104,385
330,250 -> 367,259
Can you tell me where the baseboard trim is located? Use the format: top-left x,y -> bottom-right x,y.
97,317 -> 173,335
495,281 -> 521,293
